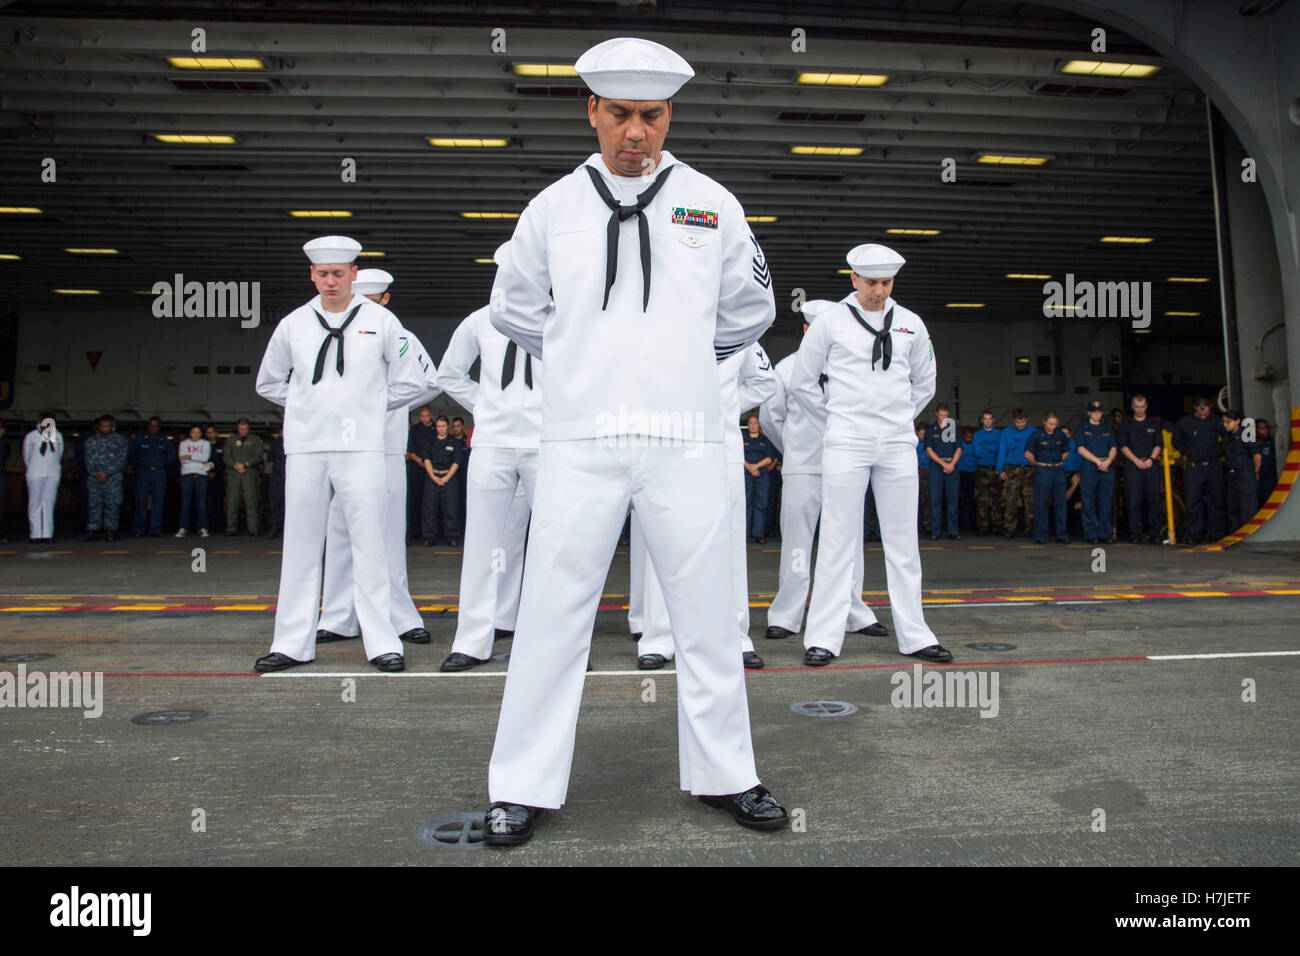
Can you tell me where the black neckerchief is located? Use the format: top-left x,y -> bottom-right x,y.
846,304 -> 894,371
584,163 -> 675,311
311,303 -> 362,384
501,340 -> 533,390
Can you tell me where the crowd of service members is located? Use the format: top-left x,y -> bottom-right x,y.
0,410 -> 481,546
0,396 -> 1281,548
739,394 -> 1281,548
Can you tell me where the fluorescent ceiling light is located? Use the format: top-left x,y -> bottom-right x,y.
1061,59 -> 1160,78
153,134 -> 237,144
167,57 -> 265,70
977,153 -> 1049,166
790,146 -> 864,156
796,72 -> 888,87
429,138 -> 509,148
513,64 -> 578,78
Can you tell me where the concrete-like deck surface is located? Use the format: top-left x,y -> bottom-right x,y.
2,535 -> 1297,865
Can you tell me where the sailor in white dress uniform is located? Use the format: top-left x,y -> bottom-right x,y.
437,241 -> 545,672
315,269 -> 441,648
481,37 -> 788,844
789,244 -> 952,666
252,237 -> 430,673
634,341 -> 777,671
760,299 -> 885,642
23,418 -> 64,541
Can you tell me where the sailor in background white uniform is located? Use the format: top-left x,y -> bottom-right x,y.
315,268 -> 441,648
436,241 -> 544,672
790,244 -> 952,666
635,341 -> 777,671
760,299 -> 886,642
23,417 -> 64,542
253,236 -> 429,673
481,37 -> 788,845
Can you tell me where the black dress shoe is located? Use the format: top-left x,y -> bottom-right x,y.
950,533 -> 961,540
254,652 -> 309,672
80,531 -> 102,541
1001,531 -> 1014,539
908,644 -> 954,663
765,625 -> 795,640
854,622 -> 889,637
742,650 -> 765,670
422,539 -> 434,547
399,627 -> 431,644
266,525 -> 282,538
441,651 -> 489,672
106,531 -> 120,542
756,536 -> 766,545
699,784 -> 789,831
1057,537 -> 1070,544
225,531 -> 236,537
316,629 -> 358,643
629,631 -> 642,642
804,646 -> 836,666
446,538 -> 460,547
483,802 -> 540,846
930,534 -> 941,541
494,629 -> 514,642
370,652 -> 405,672
638,653 -> 669,670
149,531 -> 162,538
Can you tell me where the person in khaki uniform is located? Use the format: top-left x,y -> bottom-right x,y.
223,418 -> 265,535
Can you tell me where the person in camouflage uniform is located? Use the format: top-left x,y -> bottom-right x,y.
223,417 -> 265,535
997,408 -> 1036,537
970,410 -> 1004,535
82,414 -> 128,541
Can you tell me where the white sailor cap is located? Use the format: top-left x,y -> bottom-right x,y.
493,241 -> 512,267
799,299 -> 837,323
353,268 -> 393,296
575,37 -> 694,100
303,235 -> 362,264
846,243 -> 906,278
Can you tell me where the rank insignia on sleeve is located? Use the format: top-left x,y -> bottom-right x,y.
750,236 -> 772,288
672,206 -> 719,228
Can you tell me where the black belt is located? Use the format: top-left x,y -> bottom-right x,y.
585,163 -> 675,311
1187,459 -> 1217,467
